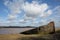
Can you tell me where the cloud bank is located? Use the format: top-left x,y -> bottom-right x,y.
2,0 -> 60,27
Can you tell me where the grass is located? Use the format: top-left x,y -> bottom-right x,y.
0,28 -> 60,40
17,30 -> 60,40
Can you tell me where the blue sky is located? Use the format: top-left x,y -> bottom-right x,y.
0,0 -> 60,27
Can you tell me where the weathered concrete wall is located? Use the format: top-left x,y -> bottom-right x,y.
20,21 -> 55,34
38,21 -> 55,34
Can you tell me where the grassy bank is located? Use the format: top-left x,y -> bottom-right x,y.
17,30 -> 60,40
0,28 -> 60,40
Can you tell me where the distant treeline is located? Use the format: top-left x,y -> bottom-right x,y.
0,26 -> 36,28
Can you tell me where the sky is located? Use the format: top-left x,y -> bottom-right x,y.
0,0 -> 60,27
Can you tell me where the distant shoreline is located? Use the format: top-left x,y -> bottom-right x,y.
0,27 -> 36,28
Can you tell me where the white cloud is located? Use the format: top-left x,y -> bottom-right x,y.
53,6 -> 60,16
8,14 -> 17,20
40,10 -> 52,17
23,1 -> 52,19
3,0 -> 60,27
51,6 -> 60,27
4,0 -> 25,20
4,0 -> 52,19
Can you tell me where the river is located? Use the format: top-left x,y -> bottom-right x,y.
0,28 -> 34,34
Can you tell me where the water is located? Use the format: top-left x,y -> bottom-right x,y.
0,28 -> 34,34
